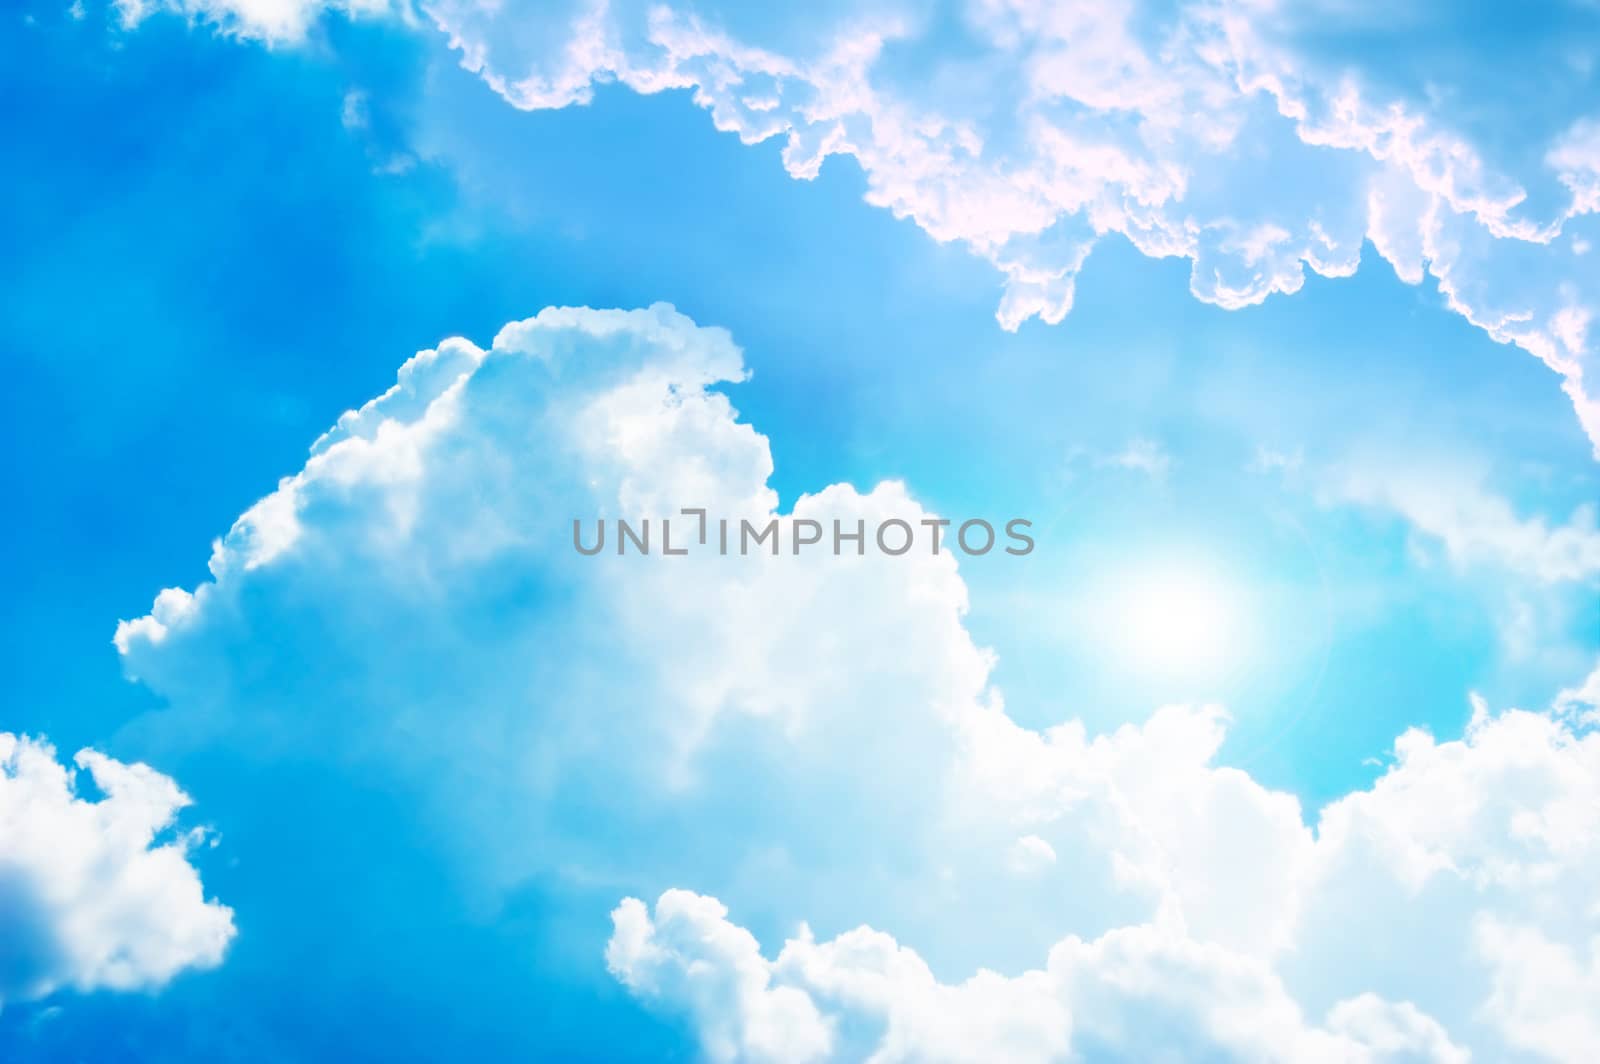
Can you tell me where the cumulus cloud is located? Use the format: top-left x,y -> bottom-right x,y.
608,890 -> 1469,1064
1286,701 -> 1599,1051
0,734 -> 235,1009
611,693 -> 1598,1062
119,0 -> 1600,453
397,0 -> 1600,455
114,305 -> 1599,1060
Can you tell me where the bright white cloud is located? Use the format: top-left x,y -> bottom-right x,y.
612,694 -> 1598,1062
114,0 -> 391,44
1329,465 -> 1600,584
608,890 -> 1470,1064
1287,701 -> 1600,1051
0,734 -> 235,1009
403,0 -> 1600,456
121,0 -> 1600,455
115,305 -> 1600,1060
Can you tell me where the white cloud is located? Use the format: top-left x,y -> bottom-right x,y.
608,890 -> 1471,1064
1249,445 -> 1304,475
607,891 -> 834,1064
1474,918 -> 1600,1063
114,0 -> 392,44
1550,119 -> 1600,219
340,89 -> 369,131
1100,437 -> 1171,478
1289,703 -> 1599,1030
1006,834 -> 1056,876
113,305 -> 1600,1060
120,0 -> 1600,455
0,734 -> 235,1009
1328,465 -> 1600,584
1555,663 -> 1600,726
612,694 -> 1598,1062
399,0 -> 1600,456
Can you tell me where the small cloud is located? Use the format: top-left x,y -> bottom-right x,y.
1554,661 -> 1600,726
0,735 -> 235,1006
1248,445 -> 1303,475
374,152 -> 417,176
1008,833 -> 1057,875
1101,437 -> 1171,478
340,89 -> 369,131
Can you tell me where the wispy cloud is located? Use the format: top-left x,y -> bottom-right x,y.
1101,437 -> 1172,478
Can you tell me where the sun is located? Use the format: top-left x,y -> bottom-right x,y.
1109,563 -> 1246,681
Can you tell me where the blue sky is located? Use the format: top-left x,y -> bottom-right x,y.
2,2 -> 1599,1062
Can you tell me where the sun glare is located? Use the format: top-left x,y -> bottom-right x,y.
1109,563 -> 1245,680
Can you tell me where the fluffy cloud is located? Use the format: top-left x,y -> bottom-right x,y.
395,0 -> 1600,455
0,734 -> 235,1009
115,305 -> 1599,1059
119,0 -> 1600,454
608,891 -> 1469,1064
1286,702 -> 1600,1053
611,695 -> 1598,1062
